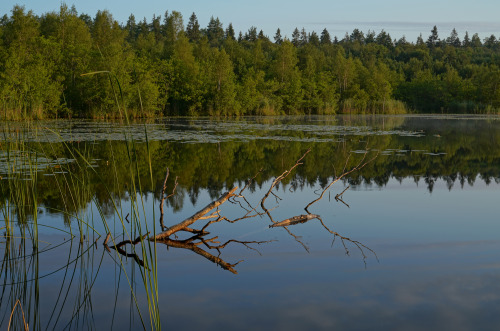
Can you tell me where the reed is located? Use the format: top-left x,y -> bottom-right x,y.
0,118 -> 162,329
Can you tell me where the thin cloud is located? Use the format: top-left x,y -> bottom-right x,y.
306,20 -> 500,32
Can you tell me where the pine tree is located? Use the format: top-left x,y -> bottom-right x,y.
320,28 -> 331,45
274,28 -> 283,44
206,16 -> 224,46
471,33 -> 482,47
225,23 -> 235,40
426,25 -> 439,48
462,31 -> 470,47
258,30 -> 266,41
416,33 -> 425,46
291,28 -> 300,47
125,14 -> 138,42
483,34 -> 498,49
350,29 -> 364,43
299,28 -> 308,46
446,28 -> 460,47
309,31 -> 319,46
396,36 -> 408,46
376,30 -> 393,48
365,30 -> 375,43
245,26 -> 257,42
151,14 -> 162,42
163,11 -> 184,43
186,12 -> 201,42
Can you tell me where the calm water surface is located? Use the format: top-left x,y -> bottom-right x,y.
1,115 -> 500,330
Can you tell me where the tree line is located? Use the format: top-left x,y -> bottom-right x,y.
0,5 -> 499,119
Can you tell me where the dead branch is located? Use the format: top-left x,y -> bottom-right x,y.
335,185 -> 351,208
151,187 -> 238,240
239,167 -> 263,195
159,168 -> 179,231
182,227 -> 210,235
304,151 -> 378,213
159,168 -> 169,214
261,148 -> 310,211
269,214 -> 321,228
268,214 -> 319,253
260,149 -> 311,225
336,185 -> 350,200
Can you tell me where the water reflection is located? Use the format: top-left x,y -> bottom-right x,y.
2,116 -> 500,219
1,115 -> 500,329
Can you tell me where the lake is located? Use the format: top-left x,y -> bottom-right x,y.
1,115 -> 500,330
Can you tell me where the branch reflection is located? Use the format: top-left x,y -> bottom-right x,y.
107,147 -> 379,274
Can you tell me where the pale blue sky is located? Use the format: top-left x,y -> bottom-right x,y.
2,0 -> 500,42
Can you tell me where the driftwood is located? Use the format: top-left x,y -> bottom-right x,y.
269,214 -> 320,228
150,187 -> 238,241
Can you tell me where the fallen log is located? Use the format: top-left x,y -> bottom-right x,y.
150,187 -> 238,240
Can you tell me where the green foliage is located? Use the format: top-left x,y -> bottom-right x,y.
0,4 -> 499,118
0,6 -> 62,119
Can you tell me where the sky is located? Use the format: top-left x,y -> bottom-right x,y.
1,0 -> 500,42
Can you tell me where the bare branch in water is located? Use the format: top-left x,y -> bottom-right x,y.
159,168 -> 179,231
335,185 -> 351,208
304,150 -> 378,213
260,149 -> 311,226
239,167 -> 263,195
269,214 -> 321,228
261,148 -> 310,213
151,187 -> 238,240
136,146 -> 377,273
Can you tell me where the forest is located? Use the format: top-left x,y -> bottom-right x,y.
0,4 -> 499,119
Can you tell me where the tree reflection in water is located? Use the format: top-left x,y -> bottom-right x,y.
106,148 -> 378,274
